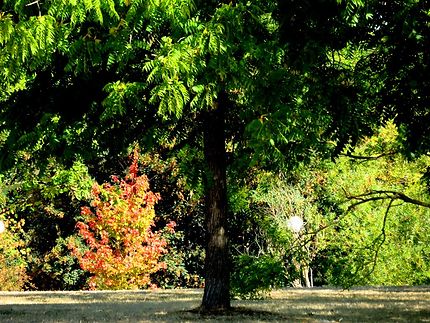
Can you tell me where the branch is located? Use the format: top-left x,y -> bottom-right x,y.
382,190 -> 430,208
346,198 -> 394,287
301,188 -> 430,260
340,151 -> 397,161
368,198 -> 392,274
303,188 -> 430,243
346,196 -> 388,212
26,0 -> 40,5
26,0 -> 42,16
277,187 -> 430,286
346,190 -> 430,209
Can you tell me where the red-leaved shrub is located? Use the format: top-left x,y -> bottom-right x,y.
69,149 -> 175,290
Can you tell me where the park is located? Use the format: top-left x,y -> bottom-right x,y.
0,0 -> 429,319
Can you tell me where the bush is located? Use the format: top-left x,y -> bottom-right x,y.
35,237 -> 88,290
69,149 -> 174,290
0,158 -> 93,290
0,219 -> 29,291
231,254 -> 285,299
138,150 -> 206,288
151,228 -> 205,289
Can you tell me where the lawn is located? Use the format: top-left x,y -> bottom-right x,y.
0,286 -> 429,322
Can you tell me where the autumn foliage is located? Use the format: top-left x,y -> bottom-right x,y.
70,149 -> 175,290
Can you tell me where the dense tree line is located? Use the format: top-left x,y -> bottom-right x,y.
0,0 -> 429,311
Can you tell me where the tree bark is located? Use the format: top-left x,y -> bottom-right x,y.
200,92 -> 230,311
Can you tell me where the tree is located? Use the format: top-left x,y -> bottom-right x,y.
358,0 -> 430,152
139,1 -> 319,309
321,121 -> 430,286
2,0 -> 428,311
0,0 -> 368,308
0,0 -> 279,308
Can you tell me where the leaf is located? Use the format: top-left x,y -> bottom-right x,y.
191,84 -> 204,93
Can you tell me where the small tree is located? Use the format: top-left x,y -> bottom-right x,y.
70,149 -> 174,290
252,174 -> 324,288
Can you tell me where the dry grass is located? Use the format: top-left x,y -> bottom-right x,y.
0,286 -> 429,322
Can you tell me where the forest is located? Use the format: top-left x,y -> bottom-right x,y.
0,0 -> 429,312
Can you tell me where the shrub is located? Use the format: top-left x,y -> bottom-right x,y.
231,254 -> 285,299
69,149 -> 174,290
0,219 -> 29,291
151,228 -> 205,289
0,158 -> 94,290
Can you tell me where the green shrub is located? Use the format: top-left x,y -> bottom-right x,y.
0,219 -> 29,291
0,157 -> 93,290
231,254 -> 285,299
35,237 -> 88,290
152,229 -> 205,289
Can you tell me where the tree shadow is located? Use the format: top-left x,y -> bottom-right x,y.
183,306 -> 291,321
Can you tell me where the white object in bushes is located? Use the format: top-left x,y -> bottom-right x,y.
287,216 -> 304,233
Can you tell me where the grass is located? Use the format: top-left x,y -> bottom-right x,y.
0,286 -> 429,322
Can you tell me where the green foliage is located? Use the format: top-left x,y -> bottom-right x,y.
143,0 -> 283,124
321,121 -> 430,286
144,36 -> 200,117
351,1 -> 430,152
0,156 -> 93,289
37,237 -> 88,290
232,121 -> 430,289
47,0 -> 120,25
102,81 -> 146,121
0,219 -> 29,291
231,254 -> 284,299
153,227 -> 204,288
253,173 -> 322,243
248,171 -> 326,287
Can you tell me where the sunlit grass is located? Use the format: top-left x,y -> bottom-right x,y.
0,287 -> 429,322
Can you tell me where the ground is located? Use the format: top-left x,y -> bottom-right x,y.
0,287 -> 429,322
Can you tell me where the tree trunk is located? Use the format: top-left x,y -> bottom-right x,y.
200,92 -> 230,311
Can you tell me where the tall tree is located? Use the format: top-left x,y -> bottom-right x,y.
141,2 -> 282,309
0,0 -> 364,309
1,0 -> 281,309
201,93 -> 229,309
